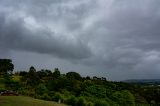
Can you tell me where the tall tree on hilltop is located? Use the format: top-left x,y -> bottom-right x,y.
53,68 -> 60,79
66,72 -> 82,80
27,66 -> 40,87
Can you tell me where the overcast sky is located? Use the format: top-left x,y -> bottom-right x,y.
0,0 -> 160,80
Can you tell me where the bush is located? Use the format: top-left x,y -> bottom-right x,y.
28,90 -> 36,97
87,102 -> 94,106
76,97 -> 87,106
65,96 -> 77,106
112,90 -> 135,106
42,93 -> 51,100
52,92 -> 63,102
35,84 -> 48,95
84,85 -> 106,98
95,100 -> 110,106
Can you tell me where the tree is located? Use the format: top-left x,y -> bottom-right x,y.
27,66 -> 40,87
66,72 -> 82,80
52,68 -> 60,79
19,71 -> 28,76
86,76 -> 91,80
0,59 -> 14,76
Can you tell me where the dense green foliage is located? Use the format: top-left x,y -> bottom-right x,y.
0,59 -> 160,106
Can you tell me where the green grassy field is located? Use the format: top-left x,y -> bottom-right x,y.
0,96 -> 66,106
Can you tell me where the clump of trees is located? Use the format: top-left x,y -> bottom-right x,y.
0,59 -> 160,106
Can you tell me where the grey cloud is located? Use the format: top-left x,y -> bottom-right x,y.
0,12 -> 92,59
77,0 -> 160,80
1,0 -> 160,80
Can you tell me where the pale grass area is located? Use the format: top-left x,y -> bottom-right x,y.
0,96 -> 67,106
12,75 -> 21,81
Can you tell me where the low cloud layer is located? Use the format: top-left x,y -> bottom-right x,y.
0,0 -> 160,80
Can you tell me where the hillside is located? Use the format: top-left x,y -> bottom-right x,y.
0,59 -> 160,106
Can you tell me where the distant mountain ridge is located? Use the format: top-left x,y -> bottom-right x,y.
122,79 -> 160,84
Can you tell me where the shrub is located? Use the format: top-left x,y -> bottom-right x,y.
87,102 -> 94,106
52,92 -> 63,102
112,90 -> 135,106
35,84 -> 48,95
95,100 -> 110,106
28,90 -> 36,97
76,97 -> 87,106
65,96 -> 77,106
84,85 -> 106,98
42,93 -> 51,100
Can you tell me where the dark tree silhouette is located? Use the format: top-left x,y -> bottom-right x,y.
27,66 -> 40,87
66,72 -> 82,80
53,68 -> 60,79
0,59 -> 14,76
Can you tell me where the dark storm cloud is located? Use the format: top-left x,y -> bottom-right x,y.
0,3 -> 92,59
1,0 -> 160,80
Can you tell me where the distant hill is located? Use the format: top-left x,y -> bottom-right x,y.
122,79 -> 160,84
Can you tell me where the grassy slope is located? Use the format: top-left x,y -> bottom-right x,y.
0,96 -> 66,106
